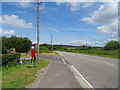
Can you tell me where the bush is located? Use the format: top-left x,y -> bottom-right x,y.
2,44 -> 7,54
39,46 -> 49,53
40,43 -> 53,52
79,45 -> 94,50
104,41 -> 120,50
2,53 -> 21,67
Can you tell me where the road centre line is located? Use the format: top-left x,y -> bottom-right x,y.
66,53 -> 115,66
99,61 -> 114,66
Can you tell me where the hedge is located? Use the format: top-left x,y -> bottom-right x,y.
2,53 -> 21,67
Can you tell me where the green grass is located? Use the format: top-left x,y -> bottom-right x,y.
60,49 -> 119,59
21,53 -> 28,57
21,54 -> 28,57
2,59 -> 49,88
0,67 -> 2,90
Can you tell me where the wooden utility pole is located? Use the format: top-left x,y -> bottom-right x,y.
35,1 -> 40,67
51,34 -> 53,51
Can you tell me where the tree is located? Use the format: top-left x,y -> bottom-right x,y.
104,40 -> 120,50
2,37 -> 9,54
40,43 -> 52,50
2,44 -> 7,54
39,46 -> 48,53
2,36 -> 32,53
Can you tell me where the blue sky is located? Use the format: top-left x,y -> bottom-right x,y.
1,2 -> 118,46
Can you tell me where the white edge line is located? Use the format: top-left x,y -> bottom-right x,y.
72,65 -> 93,88
58,52 -> 93,88
60,54 -> 66,64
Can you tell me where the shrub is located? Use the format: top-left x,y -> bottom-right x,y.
79,45 -> 94,50
104,41 -> 120,50
2,45 -> 7,54
39,46 -> 49,53
2,53 -> 21,67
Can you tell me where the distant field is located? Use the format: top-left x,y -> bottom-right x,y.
59,49 -> 119,59
67,47 -> 76,50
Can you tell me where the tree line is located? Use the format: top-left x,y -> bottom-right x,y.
2,36 -> 32,54
40,40 -> 120,51
2,36 -> 120,54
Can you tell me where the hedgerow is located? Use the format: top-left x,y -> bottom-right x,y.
2,53 -> 21,67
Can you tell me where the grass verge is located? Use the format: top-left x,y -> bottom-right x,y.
41,52 -> 58,56
21,54 -> 28,57
2,59 -> 49,88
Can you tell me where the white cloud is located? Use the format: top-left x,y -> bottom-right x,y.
97,22 -> 118,34
16,35 -> 21,37
81,2 -> 118,24
68,40 -> 100,46
6,1 -> 34,8
55,40 -> 100,46
32,41 -> 37,44
52,0 -> 119,2
0,28 -> 15,35
2,0 -> 34,2
56,2 -> 94,11
56,2 -> 81,11
1,15 -> 33,28
17,2 -> 32,8
81,2 -> 118,41
82,2 -> 94,8
2,0 -> 119,2
17,1 -> 45,9
56,2 -> 64,5
3,30 -> 15,35
68,2 -> 81,11
0,28 -> 2,35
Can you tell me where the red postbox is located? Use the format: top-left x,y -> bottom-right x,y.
31,49 -> 37,57
31,49 -> 37,63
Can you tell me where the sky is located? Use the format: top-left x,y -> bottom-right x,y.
0,1 -> 118,47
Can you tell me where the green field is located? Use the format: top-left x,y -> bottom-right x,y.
2,59 -> 49,88
60,49 -> 119,59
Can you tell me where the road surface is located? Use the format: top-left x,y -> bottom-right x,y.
56,51 -> 118,88
25,54 -> 80,88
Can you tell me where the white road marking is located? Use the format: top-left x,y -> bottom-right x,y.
56,51 -> 117,88
62,52 -> 115,66
58,53 -> 93,88
71,65 -> 94,88
59,54 -> 66,64
99,61 -> 114,66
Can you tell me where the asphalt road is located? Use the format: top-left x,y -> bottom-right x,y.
56,51 -> 118,88
39,54 -> 62,62
20,54 -> 62,62
24,54 -> 80,88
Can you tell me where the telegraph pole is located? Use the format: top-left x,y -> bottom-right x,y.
35,1 -> 40,67
51,34 -> 53,51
